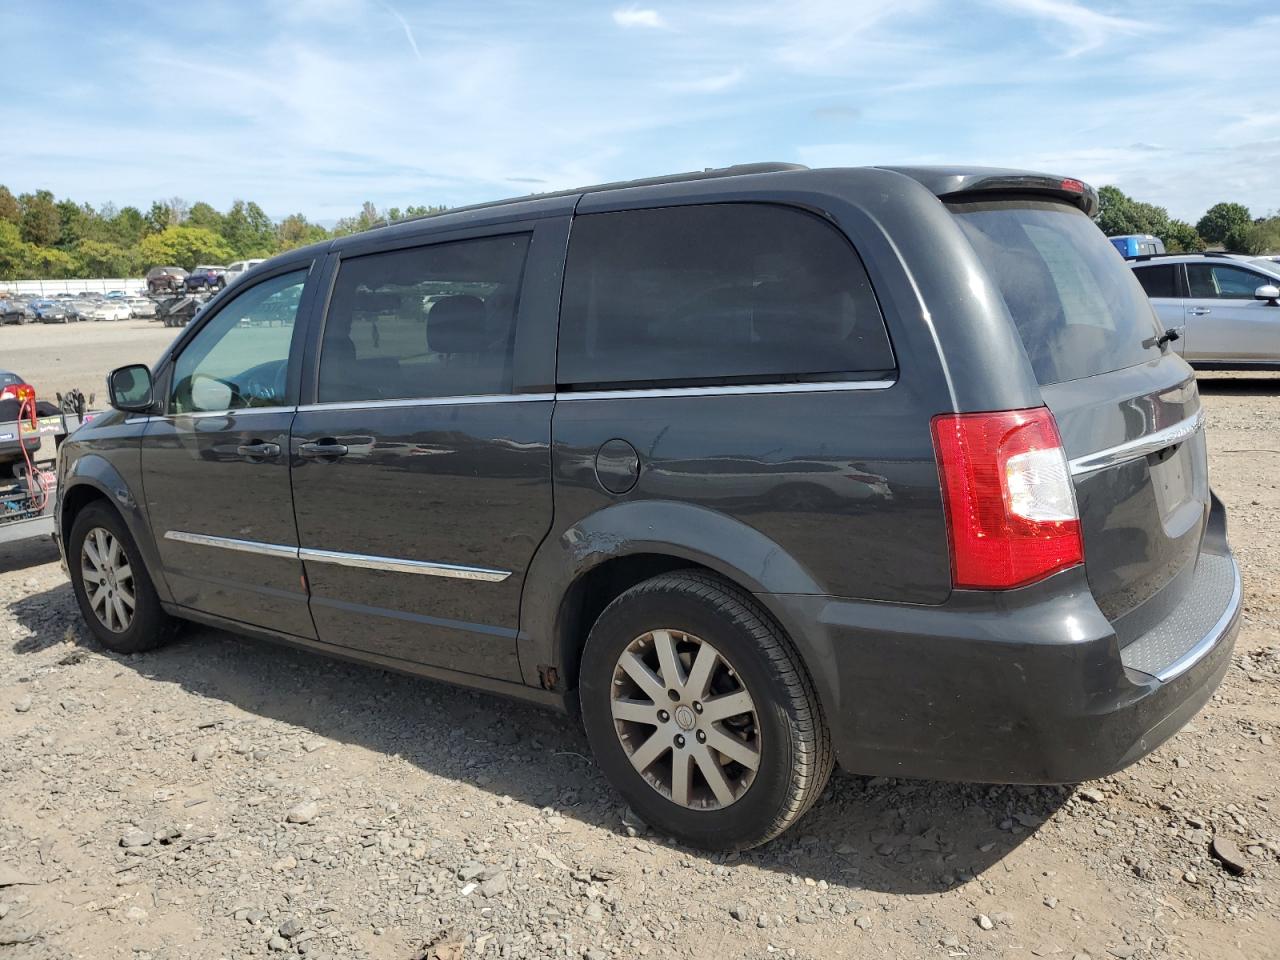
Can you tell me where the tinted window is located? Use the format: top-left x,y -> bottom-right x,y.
949,200 -> 1163,386
1133,264 -> 1178,298
317,234 -> 530,403
1187,263 -> 1269,299
170,270 -> 306,413
557,204 -> 893,388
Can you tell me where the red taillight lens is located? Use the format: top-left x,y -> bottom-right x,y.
931,407 -> 1082,590
1060,178 -> 1085,194
1,383 -> 33,404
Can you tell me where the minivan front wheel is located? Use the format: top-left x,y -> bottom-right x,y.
68,502 -> 177,654
580,571 -> 833,850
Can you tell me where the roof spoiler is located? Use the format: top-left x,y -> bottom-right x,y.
879,167 -> 1099,217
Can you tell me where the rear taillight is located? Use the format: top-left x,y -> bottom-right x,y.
0,383 -> 34,404
931,407 -> 1082,590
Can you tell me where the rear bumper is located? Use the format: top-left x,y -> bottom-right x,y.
762,527 -> 1240,785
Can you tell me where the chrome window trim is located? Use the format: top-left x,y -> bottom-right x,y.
1154,556 -> 1241,683
1068,409 -> 1205,477
158,405 -> 296,420
163,530 -> 511,583
296,393 -> 553,413
298,547 -> 511,582
555,380 -> 896,401
164,530 -> 300,560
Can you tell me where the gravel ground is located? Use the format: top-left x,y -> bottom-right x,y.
0,319 -> 179,400
0,372 -> 1278,960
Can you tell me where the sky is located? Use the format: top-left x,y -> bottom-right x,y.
1,0 -> 1276,225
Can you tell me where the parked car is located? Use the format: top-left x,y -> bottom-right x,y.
83,299 -> 132,322
29,298 -> 72,324
105,290 -> 129,300
57,163 -> 1240,851
126,296 -> 157,319
0,298 -> 28,325
1129,253 -> 1280,369
1109,233 -> 1166,258
146,266 -> 189,295
184,265 -> 227,291
225,259 -> 266,285
64,299 -> 94,322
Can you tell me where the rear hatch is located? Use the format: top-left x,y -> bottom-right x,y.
949,198 -> 1208,640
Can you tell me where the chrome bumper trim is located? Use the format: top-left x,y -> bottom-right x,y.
1069,409 -> 1205,477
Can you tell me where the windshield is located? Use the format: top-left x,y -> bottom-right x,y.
949,199 -> 1164,385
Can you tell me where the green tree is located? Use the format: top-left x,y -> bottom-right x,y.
145,200 -> 173,233
1196,202 -> 1251,247
74,239 -> 137,277
187,201 -> 224,233
1227,218 -> 1280,256
110,206 -> 148,248
220,199 -> 275,258
0,186 -> 20,225
138,226 -> 234,271
0,220 -> 29,278
1163,219 -> 1203,253
22,244 -> 77,279
55,199 -> 94,249
333,201 -> 382,236
19,190 -> 60,246
277,213 -> 330,251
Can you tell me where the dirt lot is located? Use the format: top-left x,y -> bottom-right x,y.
0,370 -> 1277,960
1,319 -> 179,401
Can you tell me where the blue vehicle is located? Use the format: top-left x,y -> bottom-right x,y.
1110,234 -> 1165,258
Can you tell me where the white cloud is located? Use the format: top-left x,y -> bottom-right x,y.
612,7 -> 667,29
664,68 -> 745,94
985,0 -> 1152,56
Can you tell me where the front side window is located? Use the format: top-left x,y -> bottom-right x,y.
557,203 -> 894,389
1187,263 -> 1269,300
1132,264 -> 1178,299
317,234 -> 530,403
170,269 -> 306,414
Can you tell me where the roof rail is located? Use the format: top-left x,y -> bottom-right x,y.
376,162 -> 810,232
1128,250 -> 1241,263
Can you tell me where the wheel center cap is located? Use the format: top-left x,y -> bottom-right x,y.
674,705 -> 696,731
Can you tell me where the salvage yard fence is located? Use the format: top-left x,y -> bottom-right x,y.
0,278 -> 147,296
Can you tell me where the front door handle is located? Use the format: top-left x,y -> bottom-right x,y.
236,441 -> 281,461
298,440 -> 349,460
1188,307 -> 1211,316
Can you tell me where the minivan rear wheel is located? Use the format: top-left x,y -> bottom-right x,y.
580,571 -> 833,850
68,501 -> 178,654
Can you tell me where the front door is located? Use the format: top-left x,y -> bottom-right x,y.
140,266 -> 316,637
1184,261 -> 1280,361
289,229 -> 555,679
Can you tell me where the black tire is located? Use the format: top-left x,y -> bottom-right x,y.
68,501 -> 178,654
580,570 -> 833,851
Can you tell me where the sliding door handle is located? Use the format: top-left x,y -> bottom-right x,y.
298,440 -> 349,460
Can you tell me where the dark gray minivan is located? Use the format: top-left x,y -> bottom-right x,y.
56,163 -> 1241,850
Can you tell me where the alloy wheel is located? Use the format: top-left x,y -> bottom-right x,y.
609,629 -> 761,809
80,527 -> 135,633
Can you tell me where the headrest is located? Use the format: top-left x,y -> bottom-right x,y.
427,295 -> 487,352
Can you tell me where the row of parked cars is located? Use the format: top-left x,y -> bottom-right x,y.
145,259 -> 264,294
0,290 -> 156,324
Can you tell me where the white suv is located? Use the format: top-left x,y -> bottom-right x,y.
224,259 -> 266,286
1129,253 -> 1280,369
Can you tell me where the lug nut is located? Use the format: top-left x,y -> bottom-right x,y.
674,734 -> 686,748
693,701 -> 703,713
696,730 -> 706,743
667,689 -> 680,702
658,710 -> 670,723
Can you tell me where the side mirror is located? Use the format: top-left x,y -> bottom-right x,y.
107,364 -> 154,413
1254,284 -> 1280,305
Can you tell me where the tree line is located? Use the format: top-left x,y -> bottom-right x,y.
1096,186 -> 1279,254
1,181 -> 1275,282
0,187 -> 446,280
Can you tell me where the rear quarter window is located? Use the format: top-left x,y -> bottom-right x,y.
557,203 -> 895,389
949,200 -> 1164,386
1132,264 -> 1179,298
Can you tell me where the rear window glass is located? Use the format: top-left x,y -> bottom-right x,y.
949,200 -> 1163,385
558,203 -> 894,389
1133,264 -> 1178,298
